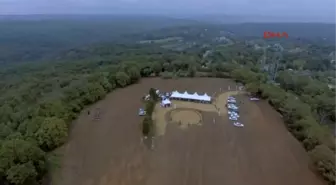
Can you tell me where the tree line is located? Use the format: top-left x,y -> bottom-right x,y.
142,88 -> 159,136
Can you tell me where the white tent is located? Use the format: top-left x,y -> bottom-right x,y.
170,91 -> 211,102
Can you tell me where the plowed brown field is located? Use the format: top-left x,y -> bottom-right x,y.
53,78 -> 325,185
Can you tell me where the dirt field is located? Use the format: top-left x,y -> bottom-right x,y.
167,108 -> 202,129
153,100 -> 216,135
53,78 -> 326,185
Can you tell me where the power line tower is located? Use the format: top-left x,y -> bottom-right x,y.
271,44 -> 284,81
260,45 -> 270,71
261,47 -> 266,66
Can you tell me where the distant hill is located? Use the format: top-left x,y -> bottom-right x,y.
178,15 -> 336,43
0,15 -> 199,63
177,14 -> 336,24
0,15 -> 335,64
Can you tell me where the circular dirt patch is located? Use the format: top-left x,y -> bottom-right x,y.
166,108 -> 202,128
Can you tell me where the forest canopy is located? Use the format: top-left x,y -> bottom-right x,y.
0,16 -> 335,64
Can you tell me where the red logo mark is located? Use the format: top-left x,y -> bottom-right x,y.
264,31 -> 288,39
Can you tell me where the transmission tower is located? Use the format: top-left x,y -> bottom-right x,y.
261,47 -> 266,66
260,45 -> 269,70
271,44 -> 283,81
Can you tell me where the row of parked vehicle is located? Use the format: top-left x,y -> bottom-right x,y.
227,96 -> 244,127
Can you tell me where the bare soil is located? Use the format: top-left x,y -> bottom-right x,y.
168,108 -> 202,129
53,78 -> 325,185
153,101 -> 216,135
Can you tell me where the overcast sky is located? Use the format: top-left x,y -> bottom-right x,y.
0,0 -> 335,22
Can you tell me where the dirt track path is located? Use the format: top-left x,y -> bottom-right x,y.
214,91 -> 241,116
53,78 -> 326,185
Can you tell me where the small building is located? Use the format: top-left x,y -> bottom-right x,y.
161,99 -> 172,107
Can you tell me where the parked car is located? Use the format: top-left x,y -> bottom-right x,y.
229,116 -> 238,121
228,104 -> 239,110
138,108 -> 146,116
229,112 -> 240,117
233,122 -> 244,127
228,103 -> 238,108
227,99 -> 237,103
250,97 -> 260,101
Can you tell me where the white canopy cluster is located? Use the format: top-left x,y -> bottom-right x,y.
170,91 -> 211,102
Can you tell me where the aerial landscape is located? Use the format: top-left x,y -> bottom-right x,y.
0,0 -> 335,185
52,78 -> 326,185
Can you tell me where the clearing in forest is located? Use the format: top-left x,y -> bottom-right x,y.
53,78 -> 325,185
153,90 -> 243,135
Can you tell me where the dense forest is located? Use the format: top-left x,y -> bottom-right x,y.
0,16 -> 335,63
0,17 -> 335,185
0,15 -> 199,63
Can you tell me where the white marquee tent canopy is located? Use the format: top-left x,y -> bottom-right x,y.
170,91 -> 211,102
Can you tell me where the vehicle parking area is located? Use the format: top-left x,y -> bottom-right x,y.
54,78 -> 325,185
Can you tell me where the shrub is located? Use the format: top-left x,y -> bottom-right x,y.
142,116 -> 152,136
141,88 -> 159,137
309,145 -> 335,185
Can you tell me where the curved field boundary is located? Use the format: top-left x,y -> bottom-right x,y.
165,108 -> 203,127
